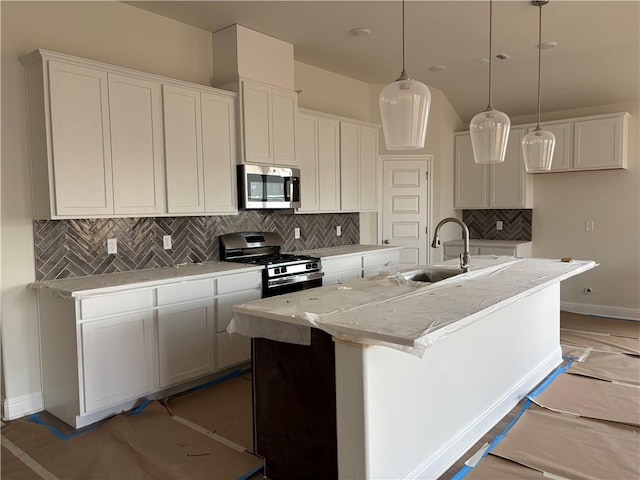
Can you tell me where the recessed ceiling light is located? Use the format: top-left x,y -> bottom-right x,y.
428,65 -> 446,72
539,41 -> 558,49
350,28 -> 371,37
495,53 -> 510,60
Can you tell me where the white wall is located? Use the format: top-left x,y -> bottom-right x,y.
1,1 -> 215,416
513,103 -> 640,316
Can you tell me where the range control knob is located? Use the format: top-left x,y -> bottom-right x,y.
311,262 -> 318,268
280,266 -> 287,273
274,268 -> 280,274
306,263 -> 311,269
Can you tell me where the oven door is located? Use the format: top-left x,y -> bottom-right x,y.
263,271 -> 323,298
239,164 -> 300,209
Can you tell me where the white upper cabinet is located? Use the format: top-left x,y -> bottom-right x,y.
340,120 -> 379,212
523,112 -> 629,174
163,85 -> 238,215
21,49 -> 238,219
47,60 -> 114,216
573,113 -> 629,170
455,128 -> 532,209
240,80 -> 297,165
296,111 -> 341,213
163,85 -> 205,213
201,92 -> 238,214
108,73 -> 165,215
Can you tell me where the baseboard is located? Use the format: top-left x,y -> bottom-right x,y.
402,348 -> 561,480
561,301 -> 640,321
2,392 -> 44,421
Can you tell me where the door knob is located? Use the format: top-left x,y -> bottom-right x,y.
383,239 -> 390,244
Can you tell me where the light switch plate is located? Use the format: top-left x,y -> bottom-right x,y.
336,226 -> 342,236
163,235 -> 172,250
496,221 -> 503,231
294,227 -> 301,239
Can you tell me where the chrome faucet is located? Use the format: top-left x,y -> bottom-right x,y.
431,217 -> 471,272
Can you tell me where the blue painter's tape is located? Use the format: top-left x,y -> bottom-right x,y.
449,360 -> 574,479
237,464 -> 264,480
188,368 -> 245,394
27,413 -> 101,441
127,399 -> 154,416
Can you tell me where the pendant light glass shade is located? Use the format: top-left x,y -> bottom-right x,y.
522,128 -> 555,171
522,0 -> 555,172
470,0 -> 511,164
469,108 -> 511,164
379,78 -> 431,150
379,0 -> 431,150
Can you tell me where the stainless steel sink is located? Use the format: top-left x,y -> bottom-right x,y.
402,266 -> 465,283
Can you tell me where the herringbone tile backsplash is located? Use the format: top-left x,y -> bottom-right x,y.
463,209 -> 532,241
34,212 -> 359,281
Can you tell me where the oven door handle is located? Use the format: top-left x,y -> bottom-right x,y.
266,271 -> 324,288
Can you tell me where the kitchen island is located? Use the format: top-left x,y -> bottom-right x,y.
231,257 -> 596,479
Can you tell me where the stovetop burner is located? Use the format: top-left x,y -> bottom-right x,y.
231,254 -> 318,266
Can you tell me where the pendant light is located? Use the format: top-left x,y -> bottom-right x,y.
522,0 -> 556,172
470,0 -> 511,164
379,0 -> 431,150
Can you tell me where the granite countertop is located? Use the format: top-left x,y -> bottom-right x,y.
30,262 -> 263,299
296,244 -> 403,259
231,257 -> 597,356
444,239 -> 532,246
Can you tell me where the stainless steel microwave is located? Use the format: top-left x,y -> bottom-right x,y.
238,164 -> 301,209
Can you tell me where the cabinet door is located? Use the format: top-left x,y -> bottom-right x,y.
163,85 -> 205,213
242,81 -> 273,164
454,134 -> 487,209
48,61 -> 113,216
489,129 -> 528,208
202,92 -> 237,213
574,116 -> 626,170
216,288 -> 261,369
272,88 -> 297,166
537,122 -> 572,171
317,117 -> 341,211
81,312 -> 155,413
296,113 -> 319,212
157,299 -> 214,388
340,122 -> 361,211
359,126 -> 379,211
108,74 -> 164,215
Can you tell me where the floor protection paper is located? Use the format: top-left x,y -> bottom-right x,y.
532,373 -> 640,427
560,329 -> 640,355
567,350 -> 640,385
490,406 -> 640,480
466,455 -> 545,479
1,401 -> 262,480
559,312 -> 640,338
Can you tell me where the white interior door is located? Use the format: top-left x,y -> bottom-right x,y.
382,157 -> 431,267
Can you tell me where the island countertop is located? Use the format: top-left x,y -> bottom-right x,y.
231,257 -> 596,356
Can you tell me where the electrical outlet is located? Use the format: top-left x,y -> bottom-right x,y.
336,226 -> 342,237
163,235 -> 172,250
294,227 -> 301,239
585,220 -> 595,232
496,221 -> 503,231
107,238 -> 117,255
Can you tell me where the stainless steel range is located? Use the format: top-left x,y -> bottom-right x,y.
219,231 -> 323,297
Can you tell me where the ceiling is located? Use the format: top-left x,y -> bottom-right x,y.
126,1 -> 639,122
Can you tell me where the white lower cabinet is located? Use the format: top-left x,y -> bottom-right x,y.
157,299 -> 215,388
37,268 -> 262,428
81,312 -> 155,414
443,240 -> 532,261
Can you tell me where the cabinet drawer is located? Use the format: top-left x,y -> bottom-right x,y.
156,279 -> 214,306
217,271 -> 262,295
322,256 -> 362,275
81,290 -> 152,319
363,251 -> 399,268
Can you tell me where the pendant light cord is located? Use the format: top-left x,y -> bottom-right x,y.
397,0 -> 409,80
536,3 -> 543,129
487,0 -> 493,110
